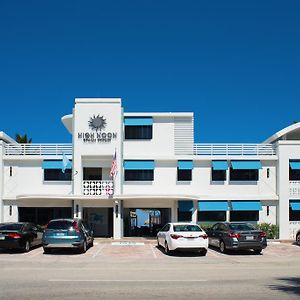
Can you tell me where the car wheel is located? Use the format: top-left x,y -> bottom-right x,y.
254,249 -> 262,255
90,239 -> 94,248
219,241 -> 226,254
81,240 -> 87,253
164,242 -> 172,255
43,248 -> 52,254
23,240 -> 31,252
199,249 -> 207,256
296,234 -> 300,246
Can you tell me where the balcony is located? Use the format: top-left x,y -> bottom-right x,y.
82,180 -> 114,196
193,144 -> 276,156
5,144 -> 72,156
290,181 -> 300,197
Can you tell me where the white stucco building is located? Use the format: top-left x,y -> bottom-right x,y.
0,98 -> 300,239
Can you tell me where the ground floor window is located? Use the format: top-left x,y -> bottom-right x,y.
289,201 -> 300,221
178,211 -> 192,222
18,207 -> 72,226
230,211 -> 259,222
198,211 -> 226,222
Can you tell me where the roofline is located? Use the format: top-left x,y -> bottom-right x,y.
0,132 -> 17,144
264,122 -> 300,143
124,112 -> 193,118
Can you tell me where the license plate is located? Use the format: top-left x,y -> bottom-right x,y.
246,236 -> 254,240
0,236 -> 5,240
56,233 -> 65,236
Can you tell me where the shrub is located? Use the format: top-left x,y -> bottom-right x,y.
256,223 -> 279,239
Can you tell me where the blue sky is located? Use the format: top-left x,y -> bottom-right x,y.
0,1 -> 299,143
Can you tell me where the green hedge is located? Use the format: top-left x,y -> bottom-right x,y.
256,223 -> 279,239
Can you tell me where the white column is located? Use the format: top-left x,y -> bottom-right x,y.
192,200 -> 198,223
73,200 -> 82,219
113,199 -> 122,239
171,200 -> 178,222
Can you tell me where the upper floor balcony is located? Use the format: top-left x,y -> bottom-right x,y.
193,143 -> 276,156
4,144 -> 72,156
4,143 -> 276,157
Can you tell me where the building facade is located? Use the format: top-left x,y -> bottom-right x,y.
0,98 -> 300,239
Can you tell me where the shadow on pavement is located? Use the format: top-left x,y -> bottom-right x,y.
155,245 -> 207,257
269,277 -> 300,296
208,245 -> 263,256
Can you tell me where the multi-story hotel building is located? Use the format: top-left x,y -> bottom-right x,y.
0,98 -> 300,240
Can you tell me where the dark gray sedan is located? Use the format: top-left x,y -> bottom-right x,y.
207,222 -> 267,254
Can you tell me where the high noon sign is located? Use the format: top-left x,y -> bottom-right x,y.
78,115 -> 117,143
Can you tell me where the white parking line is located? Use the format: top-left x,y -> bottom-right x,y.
149,244 -> 157,259
48,279 -> 208,282
92,244 -> 106,258
207,249 -> 222,258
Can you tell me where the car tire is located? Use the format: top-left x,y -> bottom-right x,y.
219,241 -> 227,254
80,240 -> 87,253
23,240 -> 31,253
164,242 -> 172,255
254,249 -> 262,255
43,248 -> 52,254
296,234 -> 300,246
199,249 -> 207,256
90,239 -> 94,248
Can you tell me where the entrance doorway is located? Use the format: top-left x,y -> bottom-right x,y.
83,207 -> 113,237
124,208 -> 171,237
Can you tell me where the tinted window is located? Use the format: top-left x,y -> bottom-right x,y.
160,224 -> 170,232
124,170 -> 154,181
177,169 -> 192,181
230,169 -> 258,181
212,170 -> 226,181
44,169 -> 72,181
229,223 -> 256,231
47,220 -> 74,230
230,211 -> 259,222
173,225 -> 202,232
0,224 -> 23,231
125,126 -> 152,140
198,211 -> 226,222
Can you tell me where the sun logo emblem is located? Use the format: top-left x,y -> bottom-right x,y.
88,115 -> 107,131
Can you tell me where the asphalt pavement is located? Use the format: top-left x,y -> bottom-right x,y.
0,241 -> 300,300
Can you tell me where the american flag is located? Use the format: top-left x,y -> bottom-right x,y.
110,150 -> 117,178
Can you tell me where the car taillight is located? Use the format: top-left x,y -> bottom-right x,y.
228,232 -> 241,239
170,234 -> 183,240
259,232 -> 267,237
73,222 -> 80,233
200,234 -> 208,239
7,233 -> 21,239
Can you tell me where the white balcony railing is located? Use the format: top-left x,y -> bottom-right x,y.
5,144 -> 72,156
82,180 -> 114,196
290,181 -> 300,197
193,143 -> 276,156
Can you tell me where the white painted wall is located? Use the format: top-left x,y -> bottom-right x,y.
123,159 -> 278,200
276,141 -> 300,239
3,160 -> 72,198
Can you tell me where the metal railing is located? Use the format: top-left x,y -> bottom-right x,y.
290,181 -> 300,197
82,180 -> 114,196
5,144 -> 72,156
193,143 -> 276,156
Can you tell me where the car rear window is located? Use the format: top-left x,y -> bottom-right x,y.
47,220 -> 73,230
229,223 -> 255,231
173,225 -> 202,232
0,224 -> 23,231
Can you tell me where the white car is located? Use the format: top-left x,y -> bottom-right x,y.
157,222 -> 208,256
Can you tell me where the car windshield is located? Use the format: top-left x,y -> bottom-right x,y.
0,224 -> 23,231
173,225 -> 202,232
229,223 -> 255,231
47,220 -> 73,230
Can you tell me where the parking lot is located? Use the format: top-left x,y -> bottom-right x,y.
0,239 -> 299,262
1,240 -> 300,300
